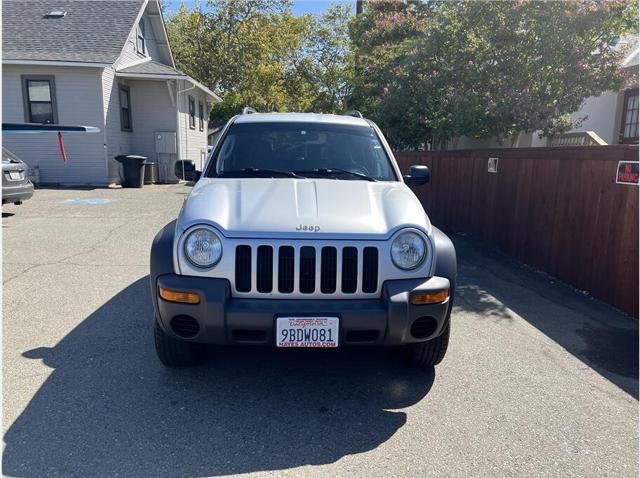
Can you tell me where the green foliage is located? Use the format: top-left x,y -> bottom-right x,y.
166,0 -> 636,147
166,0 -> 353,120
349,0 -> 638,149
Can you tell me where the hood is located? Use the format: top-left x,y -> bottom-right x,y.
177,178 -> 431,239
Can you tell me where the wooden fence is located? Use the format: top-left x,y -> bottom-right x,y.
394,146 -> 639,317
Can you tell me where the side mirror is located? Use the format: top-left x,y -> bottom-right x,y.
174,160 -> 200,182
403,165 -> 430,186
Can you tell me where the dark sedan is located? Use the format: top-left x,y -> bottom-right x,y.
2,147 -> 34,205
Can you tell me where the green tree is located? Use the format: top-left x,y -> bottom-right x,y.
166,0 -> 353,120
349,0 -> 638,149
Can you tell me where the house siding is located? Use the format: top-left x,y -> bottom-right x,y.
568,91 -> 622,145
177,80 -> 209,171
129,79 -> 179,182
102,68 -> 133,183
2,64 -> 107,185
114,12 -> 163,70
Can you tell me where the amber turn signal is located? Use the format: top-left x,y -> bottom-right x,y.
410,289 -> 449,305
159,287 -> 200,304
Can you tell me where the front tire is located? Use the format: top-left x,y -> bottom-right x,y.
154,320 -> 205,367
406,321 -> 450,369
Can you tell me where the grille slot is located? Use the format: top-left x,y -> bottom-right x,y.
256,245 -> 273,293
341,247 -> 358,293
278,246 -> 295,293
235,245 -> 252,292
362,247 -> 379,293
320,247 -> 337,293
299,246 -> 316,293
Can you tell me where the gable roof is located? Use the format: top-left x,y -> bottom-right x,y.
116,59 -> 220,100
2,0 -> 145,64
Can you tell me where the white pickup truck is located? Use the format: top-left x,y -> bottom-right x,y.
150,111 -> 456,369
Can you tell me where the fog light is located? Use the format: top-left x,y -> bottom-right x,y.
159,287 -> 200,304
410,289 -> 449,305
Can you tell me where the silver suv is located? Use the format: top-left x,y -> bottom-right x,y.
150,111 -> 456,369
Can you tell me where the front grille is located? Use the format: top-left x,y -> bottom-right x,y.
234,244 -> 379,296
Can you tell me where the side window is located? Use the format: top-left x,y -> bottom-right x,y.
620,89 -> 639,144
198,102 -> 204,131
188,96 -> 196,129
136,20 -> 146,55
119,85 -> 132,131
22,76 -> 57,124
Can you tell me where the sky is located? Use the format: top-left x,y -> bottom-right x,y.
291,0 -> 353,16
164,1 -> 355,16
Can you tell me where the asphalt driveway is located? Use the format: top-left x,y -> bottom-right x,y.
2,185 -> 638,477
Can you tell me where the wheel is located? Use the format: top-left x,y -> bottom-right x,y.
154,320 -> 205,367
406,321 -> 450,369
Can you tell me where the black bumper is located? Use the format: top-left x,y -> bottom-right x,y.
154,274 -> 452,347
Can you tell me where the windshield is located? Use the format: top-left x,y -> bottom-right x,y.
206,122 -> 397,181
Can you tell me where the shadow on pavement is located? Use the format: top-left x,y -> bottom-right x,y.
453,235 -> 639,399
3,277 -> 434,477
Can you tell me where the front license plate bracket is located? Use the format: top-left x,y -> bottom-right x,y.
276,317 -> 339,348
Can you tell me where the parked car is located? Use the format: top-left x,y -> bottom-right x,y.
150,111 -> 457,369
2,147 -> 34,206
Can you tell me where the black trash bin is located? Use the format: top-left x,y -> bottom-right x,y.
115,155 -> 147,188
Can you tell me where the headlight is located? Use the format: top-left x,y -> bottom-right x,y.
184,227 -> 222,268
391,230 -> 427,270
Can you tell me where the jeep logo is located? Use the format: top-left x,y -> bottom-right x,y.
296,224 -> 320,232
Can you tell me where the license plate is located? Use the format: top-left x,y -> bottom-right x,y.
276,317 -> 339,348
8,171 -> 21,180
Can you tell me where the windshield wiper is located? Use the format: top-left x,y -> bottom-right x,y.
295,168 -> 377,182
218,168 -> 304,178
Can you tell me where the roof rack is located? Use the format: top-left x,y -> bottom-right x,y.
343,110 -> 363,119
242,106 -> 258,115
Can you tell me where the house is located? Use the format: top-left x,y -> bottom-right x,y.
2,0 -> 220,186
450,36 -> 639,150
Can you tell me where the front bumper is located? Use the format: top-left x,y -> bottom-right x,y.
154,274 -> 452,346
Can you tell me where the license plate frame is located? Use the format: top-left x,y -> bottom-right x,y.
276,317 -> 339,348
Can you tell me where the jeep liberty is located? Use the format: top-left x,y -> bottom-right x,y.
150,110 -> 456,368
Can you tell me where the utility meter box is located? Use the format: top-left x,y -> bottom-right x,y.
155,132 -> 177,154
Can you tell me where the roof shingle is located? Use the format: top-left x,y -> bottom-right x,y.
117,59 -> 185,76
2,0 -> 145,64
